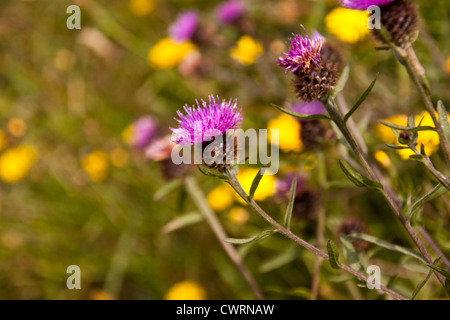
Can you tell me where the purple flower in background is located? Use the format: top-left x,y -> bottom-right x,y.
170,95 -> 242,145
275,173 -> 304,199
132,116 -> 157,149
291,100 -> 326,122
340,0 -> 395,10
216,0 -> 246,24
169,11 -> 199,42
278,27 -> 323,75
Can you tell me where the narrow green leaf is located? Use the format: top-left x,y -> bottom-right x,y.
409,154 -> 424,161
153,179 -> 182,201
437,101 -> 450,145
427,264 -> 450,280
283,176 -> 297,230
160,212 -> 203,234
348,233 -> 426,263
332,64 -> 350,98
224,229 -> 277,245
272,104 -> 330,121
378,121 -> 436,132
344,73 -> 378,123
407,183 -> 448,221
339,160 -> 383,191
385,143 -> 410,150
340,234 -> 365,273
249,167 -> 266,200
411,257 -> 441,300
327,240 -> 342,269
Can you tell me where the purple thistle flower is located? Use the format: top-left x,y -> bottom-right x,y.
340,0 -> 395,10
216,0 -> 246,24
278,26 -> 323,75
132,116 -> 157,149
168,11 -> 199,42
170,95 -> 243,145
291,100 -> 326,122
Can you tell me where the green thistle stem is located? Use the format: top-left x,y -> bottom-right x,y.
222,166 -> 407,300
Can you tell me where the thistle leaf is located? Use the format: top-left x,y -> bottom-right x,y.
340,234 -> 365,274
343,73 -> 378,123
249,167 -> 266,200
224,229 -> 277,245
283,176 -> 297,230
437,101 -> 450,145
327,240 -> 342,269
339,160 -> 383,191
378,121 -> 436,132
411,257 -> 441,300
348,233 -> 426,263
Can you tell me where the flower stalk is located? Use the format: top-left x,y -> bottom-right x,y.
222,166 -> 407,300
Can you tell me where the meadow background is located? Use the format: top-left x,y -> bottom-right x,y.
0,0 -> 449,299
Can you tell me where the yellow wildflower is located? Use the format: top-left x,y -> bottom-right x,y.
109,148 -> 129,168
267,113 -> 302,152
81,150 -> 109,182
90,289 -> 113,300
374,150 -> 391,168
7,117 -> 27,138
129,0 -> 155,17
207,183 -> 235,211
165,280 -> 206,300
325,7 -> 369,43
229,35 -> 263,66
0,145 -> 37,183
237,168 -> 275,201
122,124 -> 133,145
228,207 -> 249,225
148,37 -> 196,70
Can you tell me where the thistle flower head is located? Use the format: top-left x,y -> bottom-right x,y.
170,95 -> 242,145
277,27 -> 324,75
216,0 -> 246,24
340,0 -> 395,10
169,11 -> 199,42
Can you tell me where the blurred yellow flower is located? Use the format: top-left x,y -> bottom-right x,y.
81,150 -> 109,182
122,124 -> 133,145
7,117 -> 27,138
267,113 -> 302,152
302,153 -> 317,171
374,150 -> 391,168
148,38 -> 196,70
325,7 -> 369,43
230,35 -> 263,66
165,280 -> 206,300
207,183 -> 235,211
0,130 -> 7,151
237,168 -> 275,201
109,148 -> 129,168
129,0 -> 155,17
0,145 -> 37,183
376,112 -> 442,160
228,207 -> 249,225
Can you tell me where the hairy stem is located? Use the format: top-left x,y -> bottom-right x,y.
223,167 -> 407,300
185,176 -> 265,300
